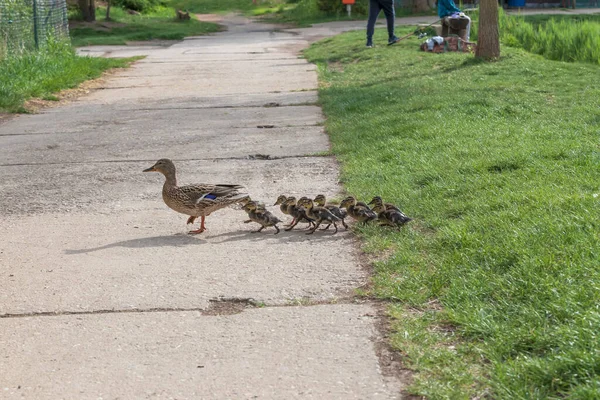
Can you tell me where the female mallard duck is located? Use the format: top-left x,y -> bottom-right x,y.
144,158 -> 249,234
298,197 -> 341,234
242,200 -> 282,234
313,194 -> 348,230
340,196 -> 377,224
371,203 -> 412,227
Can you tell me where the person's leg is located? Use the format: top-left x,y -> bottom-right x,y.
464,15 -> 471,41
366,0 -> 382,46
379,0 -> 397,43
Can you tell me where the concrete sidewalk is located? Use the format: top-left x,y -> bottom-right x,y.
0,15 -> 405,399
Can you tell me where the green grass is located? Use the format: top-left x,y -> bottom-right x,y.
304,27 -> 600,399
69,6 -> 221,47
0,40 -> 136,112
500,12 -> 600,64
168,0 -> 282,14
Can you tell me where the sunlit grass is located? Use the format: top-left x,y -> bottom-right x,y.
0,40 -> 135,112
305,27 -> 600,398
69,6 -> 221,46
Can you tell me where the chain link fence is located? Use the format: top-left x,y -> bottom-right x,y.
0,0 -> 69,57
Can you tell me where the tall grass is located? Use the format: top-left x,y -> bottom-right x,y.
0,39 -> 133,112
500,12 -> 600,64
167,0 -> 283,14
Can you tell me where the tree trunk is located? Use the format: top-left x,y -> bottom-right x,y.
106,0 -> 111,20
78,0 -> 96,22
475,0 -> 500,59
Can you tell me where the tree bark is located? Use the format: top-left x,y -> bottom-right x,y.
78,0 -> 96,22
475,0 -> 500,59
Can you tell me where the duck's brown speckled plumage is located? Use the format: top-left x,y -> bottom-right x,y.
144,158 -> 249,234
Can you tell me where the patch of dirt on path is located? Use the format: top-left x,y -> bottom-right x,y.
195,13 -> 225,23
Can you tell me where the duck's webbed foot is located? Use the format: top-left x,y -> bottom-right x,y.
188,216 -> 206,234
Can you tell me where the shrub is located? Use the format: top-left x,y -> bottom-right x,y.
113,0 -> 166,12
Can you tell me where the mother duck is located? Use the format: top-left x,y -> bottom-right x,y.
143,158 -> 249,234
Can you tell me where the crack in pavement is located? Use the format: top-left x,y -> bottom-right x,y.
0,153 -> 332,168
0,296 -> 363,319
0,123 -> 322,137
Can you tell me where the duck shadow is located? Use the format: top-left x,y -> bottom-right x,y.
208,226 -> 350,244
65,234 -> 205,255
65,226 -> 349,254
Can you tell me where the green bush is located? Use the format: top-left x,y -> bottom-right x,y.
113,0 -> 166,12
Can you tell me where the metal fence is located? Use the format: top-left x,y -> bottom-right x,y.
0,0 -> 69,57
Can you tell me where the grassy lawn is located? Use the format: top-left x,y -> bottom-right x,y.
168,0 -> 280,14
69,6 -> 221,47
304,27 -> 600,398
0,41 -> 137,113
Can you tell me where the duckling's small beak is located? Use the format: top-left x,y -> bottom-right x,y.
143,166 -> 156,172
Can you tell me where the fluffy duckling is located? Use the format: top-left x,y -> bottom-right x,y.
371,203 -> 412,227
274,195 -> 290,216
313,194 -> 348,230
298,197 -> 341,234
243,200 -> 282,234
283,196 -> 315,231
368,196 -> 402,213
368,196 -> 412,223
340,196 -> 377,224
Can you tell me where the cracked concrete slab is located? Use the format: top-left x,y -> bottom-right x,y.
0,211 -> 362,315
0,304 -> 400,399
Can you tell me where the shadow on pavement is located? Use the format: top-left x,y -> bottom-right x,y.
64,234 -> 204,254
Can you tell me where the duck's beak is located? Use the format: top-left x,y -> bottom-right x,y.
143,165 -> 156,172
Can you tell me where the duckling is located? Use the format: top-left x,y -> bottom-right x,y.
241,197 -> 266,211
243,201 -> 282,234
283,196 -> 315,231
273,194 -> 294,224
298,197 -> 341,234
368,196 -> 402,213
340,196 -> 377,224
371,203 -> 412,227
368,196 -> 412,220
313,194 -> 348,230
273,195 -> 289,214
